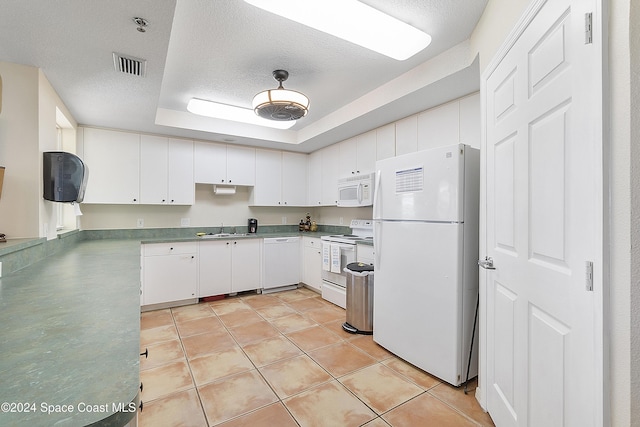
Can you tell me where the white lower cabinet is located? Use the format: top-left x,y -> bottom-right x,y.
302,237 -> 322,292
141,242 -> 197,307
198,239 -> 261,296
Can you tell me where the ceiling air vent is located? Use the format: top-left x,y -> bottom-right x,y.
112,53 -> 146,77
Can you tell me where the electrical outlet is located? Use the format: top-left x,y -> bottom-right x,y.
137,218 -> 144,228
180,218 -> 190,227
281,216 -> 287,225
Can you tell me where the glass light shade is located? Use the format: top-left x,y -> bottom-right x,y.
187,98 -> 296,129
252,88 -> 310,112
244,0 -> 432,61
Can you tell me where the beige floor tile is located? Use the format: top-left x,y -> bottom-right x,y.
286,296 -> 328,312
139,359 -> 194,402
227,319 -> 281,345
321,319 -> 361,340
181,330 -> 237,359
241,335 -> 303,367
339,364 -> 424,414
216,402 -> 298,427
138,388 -> 206,427
208,298 -> 251,315
259,354 -> 332,399
273,288 -> 311,302
428,380 -> 495,426
171,303 -> 215,323
297,286 -> 321,297
309,341 -> 377,377
175,315 -> 225,337
140,324 -> 179,348
140,309 -> 174,330
270,313 -> 318,334
241,294 -> 281,309
283,380 -> 376,427
286,325 -> 343,352
218,309 -> 263,328
140,339 -> 185,371
382,357 -> 443,390
304,305 -> 347,324
198,370 -> 278,425
382,393 -> 478,427
189,346 -> 254,386
363,418 -> 392,427
254,303 -> 298,319
350,335 -> 394,361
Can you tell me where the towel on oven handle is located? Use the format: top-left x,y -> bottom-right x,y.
322,242 -> 331,272
330,244 -> 341,273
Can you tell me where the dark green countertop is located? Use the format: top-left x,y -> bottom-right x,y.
0,239 -> 141,427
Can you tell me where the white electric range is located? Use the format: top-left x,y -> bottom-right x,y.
320,219 -> 373,308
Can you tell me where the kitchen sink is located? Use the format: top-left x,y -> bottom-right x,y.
198,233 -> 247,239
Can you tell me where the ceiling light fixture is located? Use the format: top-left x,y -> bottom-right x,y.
187,98 -> 296,129
252,70 -> 309,121
244,0 -> 431,61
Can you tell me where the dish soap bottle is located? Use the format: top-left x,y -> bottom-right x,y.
299,219 -> 305,232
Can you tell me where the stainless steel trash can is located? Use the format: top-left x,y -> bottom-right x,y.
343,262 -> 374,335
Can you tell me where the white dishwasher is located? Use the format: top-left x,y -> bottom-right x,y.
262,237 -> 301,293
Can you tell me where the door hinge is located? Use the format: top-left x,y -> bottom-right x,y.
585,261 -> 594,291
585,13 -> 593,44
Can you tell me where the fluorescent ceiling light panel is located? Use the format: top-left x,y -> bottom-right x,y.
244,0 -> 431,60
187,98 -> 296,129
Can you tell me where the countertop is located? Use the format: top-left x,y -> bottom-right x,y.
140,231 -> 374,245
0,239 -> 141,427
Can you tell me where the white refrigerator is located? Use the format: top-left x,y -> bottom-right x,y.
372,143 -> 480,386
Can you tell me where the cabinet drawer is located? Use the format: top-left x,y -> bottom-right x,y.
143,242 -> 197,256
303,237 -> 321,248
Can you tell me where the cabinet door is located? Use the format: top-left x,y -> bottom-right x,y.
281,152 -> 307,206
321,143 -> 340,205
459,92 -> 480,149
139,135 -> 168,204
356,130 -> 377,174
303,238 -> 322,291
167,138 -> 194,204
194,141 -> 226,184
376,123 -> 396,161
143,252 -> 197,305
231,239 -> 261,292
338,137 -> 358,177
417,101 -> 459,151
253,149 -> 282,206
81,128 -> 140,204
395,115 -> 418,156
307,150 -> 322,205
198,241 -> 232,297
226,145 -> 255,186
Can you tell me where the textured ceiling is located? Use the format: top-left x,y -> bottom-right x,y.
0,0 -> 487,152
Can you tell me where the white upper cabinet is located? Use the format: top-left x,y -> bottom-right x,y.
321,143 -> 340,206
307,150 -> 322,206
417,100 -> 459,151
376,123 -> 396,161
395,115 -> 418,156
459,92 -> 481,149
252,149 -> 307,206
80,128 -> 141,204
338,130 -> 376,178
139,135 -> 194,205
194,142 -> 255,186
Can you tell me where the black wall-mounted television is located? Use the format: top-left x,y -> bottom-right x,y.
43,151 -> 89,203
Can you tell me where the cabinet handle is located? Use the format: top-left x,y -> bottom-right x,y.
140,382 -> 143,392
226,242 -> 229,245
170,247 -> 174,251
222,179 -> 225,182
133,198 -> 137,202
171,199 -> 175,203
191,256 -> 194,259
140,348 -> 148,358
229,179 -> 232,183
234,241 -> 237,245
139,401 -> 143,412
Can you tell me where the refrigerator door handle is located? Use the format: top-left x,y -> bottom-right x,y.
373,170 -> 382,219
374,221 -> 381,267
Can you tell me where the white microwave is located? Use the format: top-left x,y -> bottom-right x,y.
337,172 -> 375,207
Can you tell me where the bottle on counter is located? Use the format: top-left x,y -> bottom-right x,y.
299,220 -> 305,232
310,221 -> 318,232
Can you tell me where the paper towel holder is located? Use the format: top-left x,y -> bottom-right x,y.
213,185 -> 236,195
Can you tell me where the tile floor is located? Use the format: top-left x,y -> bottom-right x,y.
139,287 -> 495,427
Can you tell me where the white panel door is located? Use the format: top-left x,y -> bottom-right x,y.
226,145 -> 255,186
281,151 -> 307,206
231,239 -> 261,293
482,0 -> 603,425
167,138 -> 194,205
194,141 -> 226,184
198,241 -> 232,297
139,134 -> 168,204
417,100 -> 460,151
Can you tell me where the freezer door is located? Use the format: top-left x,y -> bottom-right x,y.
374,144 -> 464,222
373,220 -> 467,385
